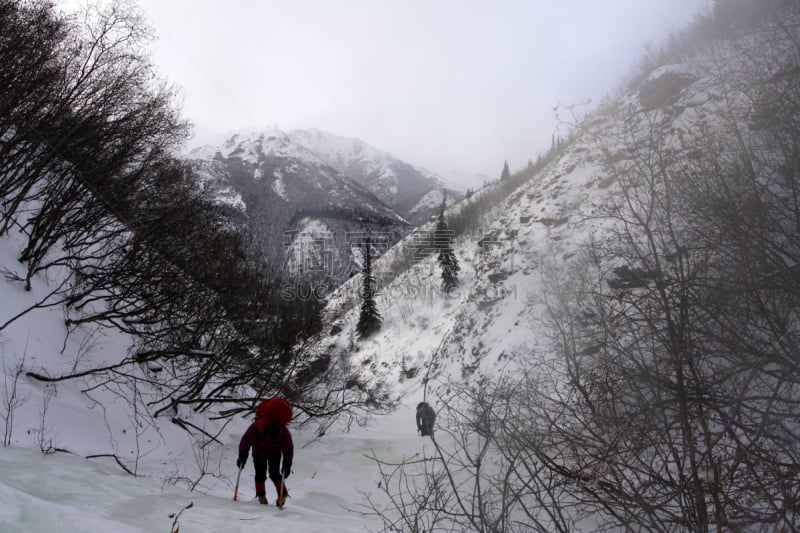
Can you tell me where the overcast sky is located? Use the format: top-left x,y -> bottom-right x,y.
133,0 -> 710,185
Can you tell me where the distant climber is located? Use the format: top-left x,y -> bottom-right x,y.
416,401 -> 436,437
237,397 -> 293,506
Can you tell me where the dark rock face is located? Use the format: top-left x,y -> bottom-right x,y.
638,71 -> 698,111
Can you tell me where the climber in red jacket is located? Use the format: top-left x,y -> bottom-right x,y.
237,397 -> 293,506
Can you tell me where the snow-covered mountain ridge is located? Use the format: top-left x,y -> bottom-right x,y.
189,127 -> 462,224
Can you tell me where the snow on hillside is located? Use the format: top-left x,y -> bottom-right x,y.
289,129 -> 461,200
408,188 -> 447,220
316,121 -> 608,384
272,168 -> 289,200
288,129 -> 394,174
192,159 -> 247,212
315,21 -> 751,402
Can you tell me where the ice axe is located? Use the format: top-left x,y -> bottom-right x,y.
277,478 -> 286,509
233,465 -> 243,501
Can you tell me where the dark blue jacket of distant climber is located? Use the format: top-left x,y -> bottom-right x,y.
416,402 -> 436,436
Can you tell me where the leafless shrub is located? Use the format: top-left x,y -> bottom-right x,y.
362,383 -> 577,533
34,383 -> 56,454
1,346 -> 29,447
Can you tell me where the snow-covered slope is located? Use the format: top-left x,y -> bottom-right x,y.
315,5 -> 796,399
0,417 -> 433,533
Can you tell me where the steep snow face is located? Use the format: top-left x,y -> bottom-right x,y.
317,18 -> 784,398
319,138 -> 614,395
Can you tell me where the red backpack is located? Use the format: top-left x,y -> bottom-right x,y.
255,397 -> 292,432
